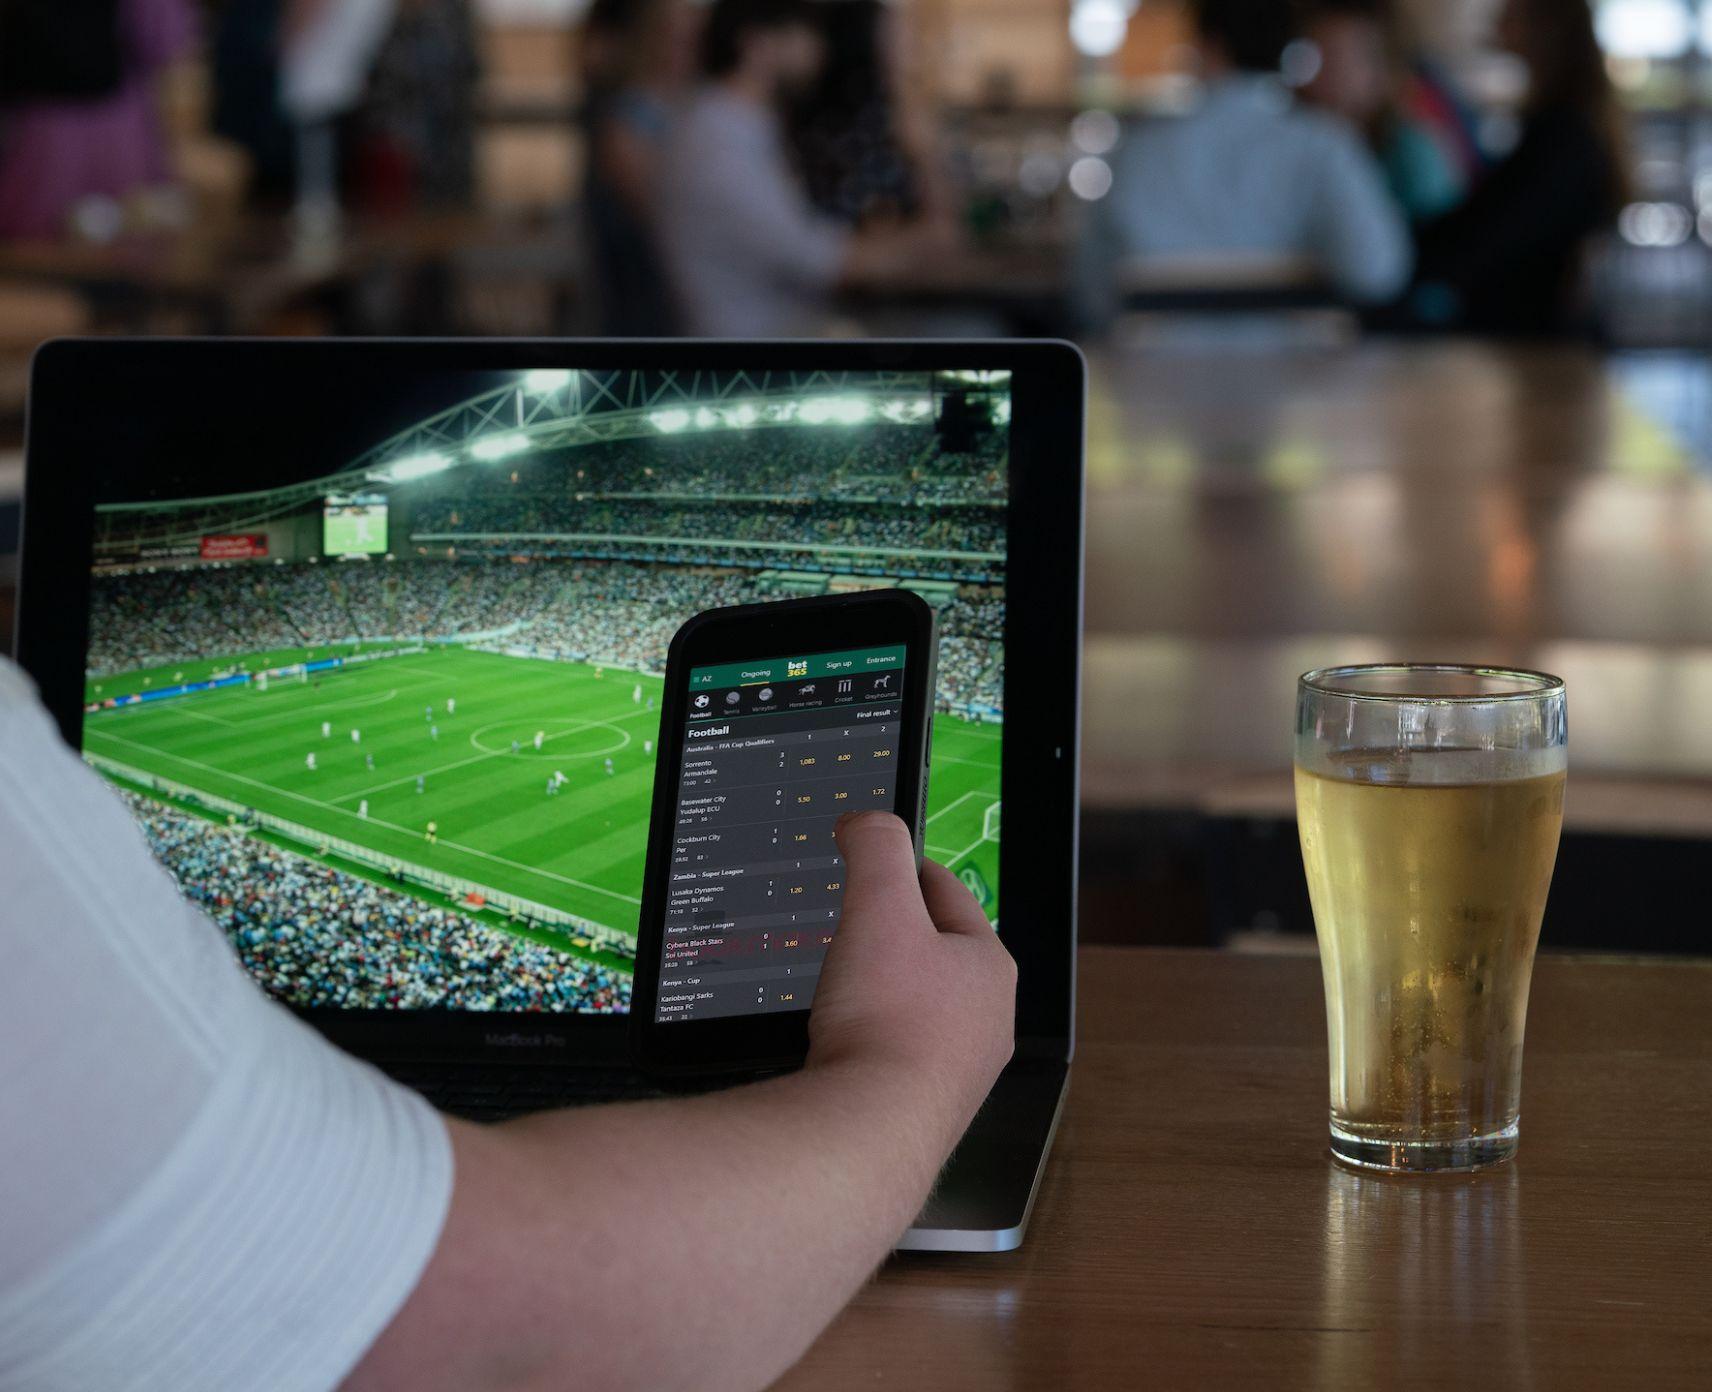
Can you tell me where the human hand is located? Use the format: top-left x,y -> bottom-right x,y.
806,812 -> 1015,1119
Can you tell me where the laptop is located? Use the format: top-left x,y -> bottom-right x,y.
15,338 -> 1084,1252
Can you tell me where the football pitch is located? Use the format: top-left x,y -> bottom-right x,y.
84,646 -> 1004,953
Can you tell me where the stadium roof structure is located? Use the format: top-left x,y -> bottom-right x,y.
98,369 -> 1005,548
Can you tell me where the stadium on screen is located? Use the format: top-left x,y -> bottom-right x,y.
84,368 -> 1009,1014
324,493 -> 389,556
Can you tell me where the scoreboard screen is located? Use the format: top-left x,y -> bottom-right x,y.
324,494 -> 388,556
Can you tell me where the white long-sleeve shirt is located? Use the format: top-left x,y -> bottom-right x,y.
0,659 -> 451,1391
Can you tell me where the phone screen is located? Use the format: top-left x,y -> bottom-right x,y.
655,643 -> 908,1023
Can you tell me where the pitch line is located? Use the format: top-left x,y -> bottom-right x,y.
163,705 -> 239,730
154,686 -> 407,737
332,717 -> 640,802
86,728 -> 642,906
931,752 -> 1000,771
941,832 -> 994,868
925,790 -> 979,825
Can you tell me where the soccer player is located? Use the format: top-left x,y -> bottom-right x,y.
553,770 -> 567,789
415,775 -> 425,794
425,705 -> 433,721
430,726 -> 439,741
366,752 -> 375,771
322,721 -> 332,739
511,739 -> 520,755
533,731 -> 544,751
359,799 -> 369,819
632,683 -> 641,704
447,698 -> 456,716
644,739 -> 653,755
425,821 -> 438,845
646,696 -> 654,711
603,757 -> 614,776
545,776 -> 558,798
351,728 -> 361,744
306,752 -> 317,772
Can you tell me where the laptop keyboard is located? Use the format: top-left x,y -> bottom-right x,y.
383,1063 -> 663,1122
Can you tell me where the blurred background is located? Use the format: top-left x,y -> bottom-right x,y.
4,0 -> 1711,956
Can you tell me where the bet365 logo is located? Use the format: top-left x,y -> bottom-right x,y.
787,659 -> 808,678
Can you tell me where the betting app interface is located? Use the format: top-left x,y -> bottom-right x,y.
655,644 -> 908,1023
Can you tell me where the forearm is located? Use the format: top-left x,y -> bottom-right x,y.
349,1056 -> 970,1392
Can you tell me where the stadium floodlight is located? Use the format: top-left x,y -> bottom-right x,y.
727,403 -> 759,427
800,396 -> 872,426
695,406 -> 718,429
650,408 -> 691,432
387,452 -> 452,481
524,369 -> 572,393
878,398 -> 932,424
470,433 -> 530,461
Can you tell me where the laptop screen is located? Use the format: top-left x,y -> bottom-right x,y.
80,367 -> 1009,1015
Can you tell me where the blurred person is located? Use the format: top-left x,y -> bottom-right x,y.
1299,0 -> 1468,223
787,0 -> 951,230
1074,0 -> 1411,332
1406,0 -> 1626,337
215,0 -> 397,210
579,0 -> 699,335
348,0 -> 481,212
0,654 -> 1016,1391
277,0 -> 397,226
210,0 -> 298,204
655,0 -> 952,337
0,0 -> 195,240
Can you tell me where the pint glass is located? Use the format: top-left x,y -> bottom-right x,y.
1295,666 -> 1566,1172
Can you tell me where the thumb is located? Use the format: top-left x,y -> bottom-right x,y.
833,811 -> 930,942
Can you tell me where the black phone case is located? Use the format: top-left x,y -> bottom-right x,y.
628,590 -> 937,1076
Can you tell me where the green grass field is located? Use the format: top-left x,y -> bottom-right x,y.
85,646 -> 1003,952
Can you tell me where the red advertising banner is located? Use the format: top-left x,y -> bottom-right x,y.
200,534 -> 268,560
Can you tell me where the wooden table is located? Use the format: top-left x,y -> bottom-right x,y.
777,948 -> 1712,1391
1081,343 -> 1712,809
1076,342 -> 1712,950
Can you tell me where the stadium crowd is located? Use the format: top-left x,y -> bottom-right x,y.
89,558 -> 1007,711
504,563 -> 755,671
88,560 -> 568,675
936,636 -> 1003,714
423,425 -> 1006,509
414,497 -> 1004,557
121,791 -> 631,1013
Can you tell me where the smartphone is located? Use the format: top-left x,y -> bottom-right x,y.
629,590 -> 938,1077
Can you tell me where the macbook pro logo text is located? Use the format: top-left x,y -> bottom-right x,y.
483,1031 -> 568,1048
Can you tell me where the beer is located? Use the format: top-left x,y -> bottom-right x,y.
1296,751 -> 1565,1162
